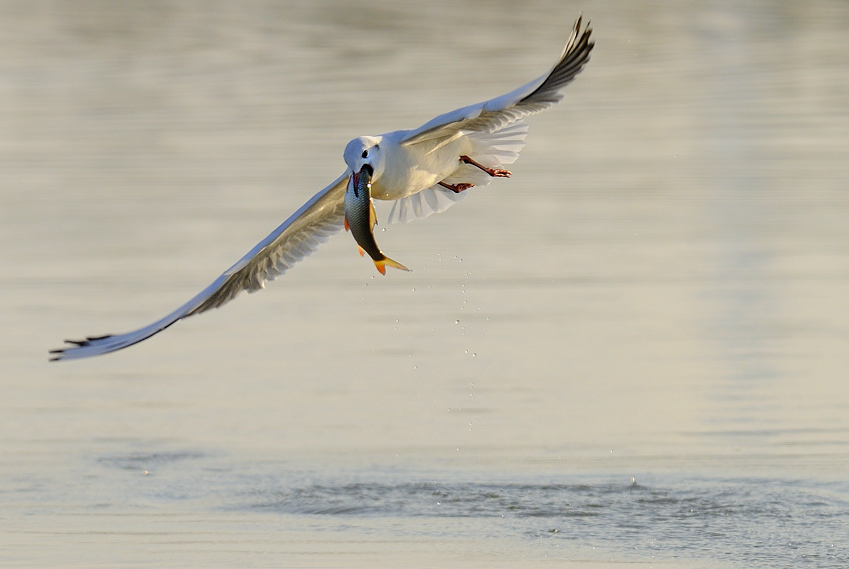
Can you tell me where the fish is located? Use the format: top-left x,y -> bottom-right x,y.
344,164 -> 410,275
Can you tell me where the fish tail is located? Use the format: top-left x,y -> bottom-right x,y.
374,255 -> 410,275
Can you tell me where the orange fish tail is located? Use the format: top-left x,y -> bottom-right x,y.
374,256 -> 410,275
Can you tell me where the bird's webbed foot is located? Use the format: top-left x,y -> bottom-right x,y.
438,181 -> 475,193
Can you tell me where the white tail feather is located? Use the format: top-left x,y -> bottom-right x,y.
387,186 -> 467,224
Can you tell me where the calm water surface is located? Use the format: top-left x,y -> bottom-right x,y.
2,1 -> 848,567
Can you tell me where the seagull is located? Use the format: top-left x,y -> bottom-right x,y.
51,16 -> 594,361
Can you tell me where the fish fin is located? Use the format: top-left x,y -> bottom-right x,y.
369,199 -> 377,229
374,256 -> 411,275
357,245 -> 365,257
344,215 -> 350,232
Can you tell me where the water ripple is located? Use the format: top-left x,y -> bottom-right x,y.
240,476 -> 848,567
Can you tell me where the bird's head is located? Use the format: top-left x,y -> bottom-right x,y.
344,135 -> 384,191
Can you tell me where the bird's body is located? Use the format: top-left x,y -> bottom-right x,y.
51,16 -> 594,361
363,132 -> 467,200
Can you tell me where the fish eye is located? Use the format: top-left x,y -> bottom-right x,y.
362,150 -> 369,158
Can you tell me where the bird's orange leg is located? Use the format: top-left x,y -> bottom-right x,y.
460,155 -> 511,178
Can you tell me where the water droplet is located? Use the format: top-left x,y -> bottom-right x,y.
455,319 -> 460,324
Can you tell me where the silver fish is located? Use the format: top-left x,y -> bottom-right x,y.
344,165 -> 409,275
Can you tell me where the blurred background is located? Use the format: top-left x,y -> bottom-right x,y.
2,1 -> 848,567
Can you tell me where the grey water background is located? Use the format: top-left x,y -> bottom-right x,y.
2,0 -> 849,567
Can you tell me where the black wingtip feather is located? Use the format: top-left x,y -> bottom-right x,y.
519,15 -> 594,106
48,334 -> 115,361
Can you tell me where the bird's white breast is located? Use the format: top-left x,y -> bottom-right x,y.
369,132 -> 470,201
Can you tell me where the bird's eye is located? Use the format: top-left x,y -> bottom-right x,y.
362,150 -> 369,158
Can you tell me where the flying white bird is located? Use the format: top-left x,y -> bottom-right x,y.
51,16 -> 594,361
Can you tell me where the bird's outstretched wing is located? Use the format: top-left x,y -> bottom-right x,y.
401,15 -> 593,145
51,173 -> 348,361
